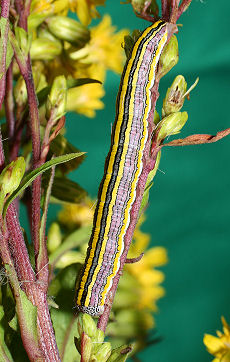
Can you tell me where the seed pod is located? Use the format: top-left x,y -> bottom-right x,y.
162,75 -> 187,117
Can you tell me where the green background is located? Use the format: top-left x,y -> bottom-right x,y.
54,1 -> 230,361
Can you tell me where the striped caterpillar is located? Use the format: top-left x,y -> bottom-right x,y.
75,20 -> 170,316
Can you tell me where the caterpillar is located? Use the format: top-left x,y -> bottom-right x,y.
75,20 -> 169,316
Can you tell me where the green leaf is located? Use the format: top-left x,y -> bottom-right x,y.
0,306 -> 14,362
3,152 -> 84,217
42,175 -> 87,204
48,133 -> 85,174
49,225 -> 91,267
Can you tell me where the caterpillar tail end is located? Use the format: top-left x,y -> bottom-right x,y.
75,304 -> 104,317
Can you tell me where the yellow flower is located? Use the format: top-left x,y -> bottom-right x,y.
66,81 -> 104,118
73,15 -> 128,74
69,0 -> 106,26
30,0 -> 69,15
58,198 -> 95,229
204,317 -> 230,361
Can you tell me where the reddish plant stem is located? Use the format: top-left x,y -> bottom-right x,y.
24,66 -> 43,258
0,129 -> 60,360
177,0 -> 193,19
161,0 -> 170,20
0,0 -> 10,109
5,63 -> 15,142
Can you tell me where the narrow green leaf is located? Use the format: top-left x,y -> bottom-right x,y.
3,153 -> 85,217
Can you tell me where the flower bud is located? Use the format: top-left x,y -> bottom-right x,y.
77,313 -> 98,339
92,342 -> 111,361
46,16 -> 90,48
30,38 -> 62,60
162,75 -> 187,117
158,35 -> 178,78
37,27 -> 61,44
14,76 -> 27,107
0,157 -> 26,196
157,112 -> 188,142
47,222 -> 62,253
46,75 -> 67,120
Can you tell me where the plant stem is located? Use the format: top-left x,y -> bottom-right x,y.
177,0 -> 193,19
5,63 -> 15,141
0,0 -> 10,109
161,0 -> 170,20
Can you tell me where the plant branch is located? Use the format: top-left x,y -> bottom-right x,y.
5,63 -> 15,141
177,0 -> 193,19
0,0 -> 10,109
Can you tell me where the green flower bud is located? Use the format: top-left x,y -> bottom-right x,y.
162,75 -> 187,117
14,76 -> 27,107
157,111 -> 188,142
46,75 -> 67,120
46,16 -> 90,48
158,35 -> 178,78
94,328 -> 104,343
92,342 -> 111,361
30,38 -> 62,60
108,345 -> 132,362
37,27 -> 61,42
47,222 -> 62,253
77,313 -> 98,339
0,157 -> 26,196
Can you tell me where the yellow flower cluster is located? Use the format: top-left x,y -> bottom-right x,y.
31,0 -> 106,25
204,317 -> 230,361
29,0 -> 128,118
